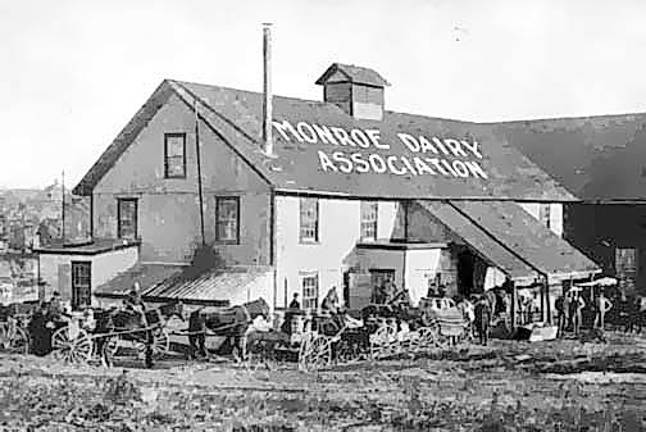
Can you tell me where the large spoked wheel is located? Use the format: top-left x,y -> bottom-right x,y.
51,326 -> 92,364
370,324 -> 397,360
0,322 -> 29,354
299,333 -> 331,371
136,328 -> 170,360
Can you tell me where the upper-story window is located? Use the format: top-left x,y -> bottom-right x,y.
215,196 -> 240,243
117,198 -> 138,240
164,133 -> 186,178
539,204 -> 551,229
299,198 -> 319,243
360,201 -> 378,241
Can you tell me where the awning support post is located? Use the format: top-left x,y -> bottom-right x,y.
544,275 -> 552,325
510,282 -> 517,330
540,278 -> 545,323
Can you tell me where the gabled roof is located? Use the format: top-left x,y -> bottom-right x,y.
74,78 -> 576,201
491,113 -> 646,201
315,63 -> 390,87
73,82 -> 174,195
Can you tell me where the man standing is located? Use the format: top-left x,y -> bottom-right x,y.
288,293 -> 301,310
593,289 -> 613,330
124,282 -> 147,326
570,289 -> 586,336
556,292 -> 571,338
321,286 -> 340,313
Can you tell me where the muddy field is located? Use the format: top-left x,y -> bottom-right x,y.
1,332 -> 645,431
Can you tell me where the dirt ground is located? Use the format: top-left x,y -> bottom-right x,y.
1,332 -> 645,431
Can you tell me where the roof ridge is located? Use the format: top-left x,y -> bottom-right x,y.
485,110 -> 646,125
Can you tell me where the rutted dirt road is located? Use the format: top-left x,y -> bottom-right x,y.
1,333 -> 645,431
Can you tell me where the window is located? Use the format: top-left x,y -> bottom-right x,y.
301,272 -> 319,310
71,261 -> 91,310
117,198 -> 138,240
615,247 -> 638,291
299,198 -> 319,242
360,201 -> 378,241
164,133 -> 186,178
215,197 -> 240,243
539,204 -> 551,229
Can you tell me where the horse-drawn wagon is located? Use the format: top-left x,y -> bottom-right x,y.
0,301 -> 36,354
45,301 -> 184,367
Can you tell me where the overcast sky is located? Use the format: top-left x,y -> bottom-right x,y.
2,0 -> 646,189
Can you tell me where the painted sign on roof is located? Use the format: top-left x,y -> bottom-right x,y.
74,80 -> 578,201
273,120 -> 488,179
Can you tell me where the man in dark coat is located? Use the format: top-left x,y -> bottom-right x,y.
124,283 -> 147,326
288,293 -> 301,310
474,295 -> 492,345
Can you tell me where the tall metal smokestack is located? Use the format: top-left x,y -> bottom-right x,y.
262,23 -> 273,156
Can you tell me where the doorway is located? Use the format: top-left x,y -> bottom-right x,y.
457,250 -> 475,297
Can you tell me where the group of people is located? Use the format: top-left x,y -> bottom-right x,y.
556,287 -> 614,337
288,285 -> 344,314
372,279 -> 412,308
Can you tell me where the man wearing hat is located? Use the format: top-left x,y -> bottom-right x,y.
124,282 -> 147,326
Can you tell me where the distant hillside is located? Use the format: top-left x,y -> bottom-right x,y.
1,183 -> 91,244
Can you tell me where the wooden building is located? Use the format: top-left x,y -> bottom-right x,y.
495,116 -> 646,295
34,63 -> 600,317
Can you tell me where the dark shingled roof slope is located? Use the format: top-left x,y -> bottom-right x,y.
491,113 -> 646,201
315,63 -> 391,87
74,78 -> 575,201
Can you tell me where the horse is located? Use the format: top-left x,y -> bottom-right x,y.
187,297 -> 270,361
93,301 -> 184,368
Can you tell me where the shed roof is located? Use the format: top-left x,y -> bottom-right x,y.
315,63 -> 391,87
94,262 -> 186,297
141,266 -> 272,305
491,113 -> 646,201
447,200 -> 600,281
73,78 -> 576,202
419,201 -> 536,282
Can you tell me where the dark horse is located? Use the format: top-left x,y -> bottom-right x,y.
93,301 -> 184,368
188,297 -> 270,361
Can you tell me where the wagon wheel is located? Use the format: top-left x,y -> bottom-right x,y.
406,329 -> 422,353
0,322 -> 29,354
416,326 -> 440,351
136,328 -> 170,359
370,324 -> 398,360
51,327 -> 92,364
397,328 -> 418,354
299,334 -> 332,371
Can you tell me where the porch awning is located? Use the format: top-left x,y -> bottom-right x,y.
420,201 -> 538,284
419,200 -> 601,285
94,262 -> 186,298
141,266 -> 273,306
